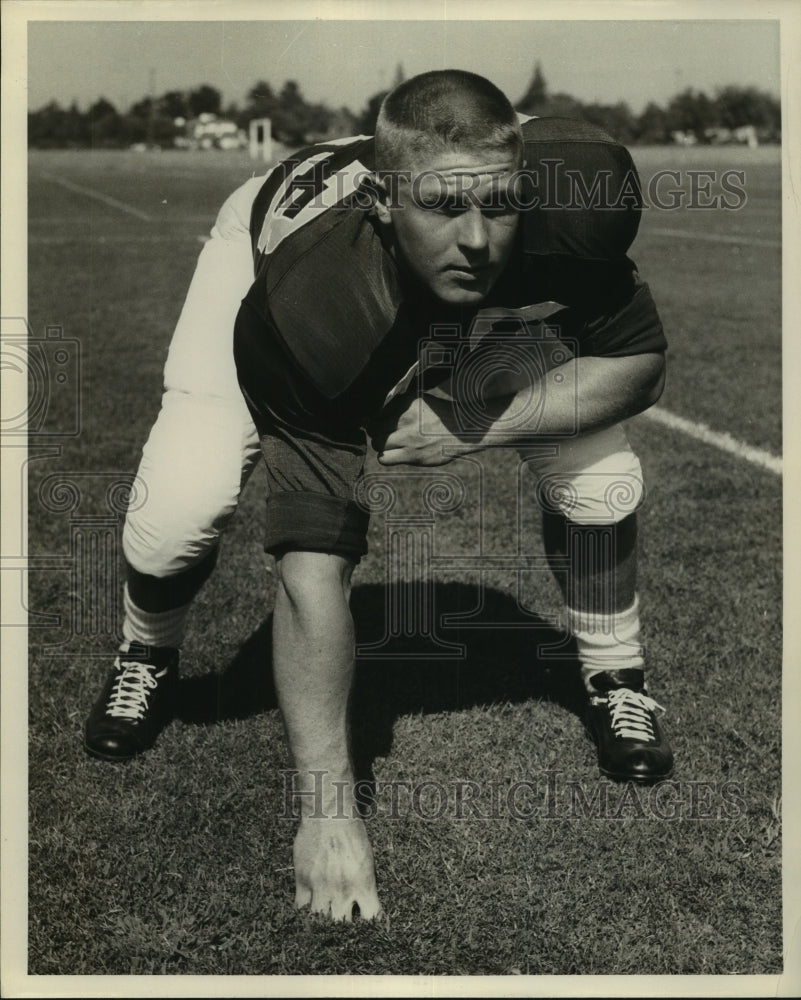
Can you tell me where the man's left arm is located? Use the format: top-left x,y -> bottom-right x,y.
372,349 -> 665,466
372,263 -> 668,466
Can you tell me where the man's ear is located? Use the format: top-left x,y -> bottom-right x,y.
371,175 -> 393,225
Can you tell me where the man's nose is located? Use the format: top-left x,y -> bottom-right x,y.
456,205 -> 490,253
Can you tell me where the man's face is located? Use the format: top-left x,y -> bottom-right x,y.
375,148 -> 520,306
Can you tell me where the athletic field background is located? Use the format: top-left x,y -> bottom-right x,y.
22,143 -> 782,976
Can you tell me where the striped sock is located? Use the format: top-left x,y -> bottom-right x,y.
122,583 -> 190,649
566,597 -> 645,693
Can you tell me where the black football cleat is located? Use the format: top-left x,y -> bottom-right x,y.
84,642 -> 179,762
585,668 -> 674,784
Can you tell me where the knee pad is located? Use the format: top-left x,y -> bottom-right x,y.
520,424 -> 645,524
122,504 -> 225,578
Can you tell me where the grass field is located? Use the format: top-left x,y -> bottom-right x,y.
21,143 -> 783,981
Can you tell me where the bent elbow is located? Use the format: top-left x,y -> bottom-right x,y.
639,351 -> 666,411
648,355 -> 666,406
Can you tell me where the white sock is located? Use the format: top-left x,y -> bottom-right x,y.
566,597 -> 645,693
122,584 -> 190,649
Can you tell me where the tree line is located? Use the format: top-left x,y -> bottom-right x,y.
28,62 -> 780,150
516,63 -> 780,145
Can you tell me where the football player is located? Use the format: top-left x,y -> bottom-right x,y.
85,70 -> 673,921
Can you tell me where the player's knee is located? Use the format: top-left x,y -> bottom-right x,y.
275,551 -> 354,608
521,425 -> 645,524
536,451 -> 645,524
122,504 -> 225,578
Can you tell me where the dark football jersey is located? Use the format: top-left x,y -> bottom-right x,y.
234,118 -> 666,432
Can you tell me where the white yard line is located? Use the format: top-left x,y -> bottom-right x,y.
34,171 -> 154,221
640,405 -> 782,475
646,227 -> 780,249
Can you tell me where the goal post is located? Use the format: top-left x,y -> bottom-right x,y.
249,118 -> 272,162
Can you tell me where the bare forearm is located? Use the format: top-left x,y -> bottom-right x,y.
273,552 -> 356,800
458,351 -> 666,450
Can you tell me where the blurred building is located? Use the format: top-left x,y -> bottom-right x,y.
174,112 -> 247,151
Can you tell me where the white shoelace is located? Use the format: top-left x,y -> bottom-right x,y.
604,688 -> 665,742
105,659 -> 165,721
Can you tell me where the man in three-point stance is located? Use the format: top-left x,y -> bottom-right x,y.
86,71 -> 673,921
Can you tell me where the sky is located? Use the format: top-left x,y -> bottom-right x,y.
26,15 -> 781,117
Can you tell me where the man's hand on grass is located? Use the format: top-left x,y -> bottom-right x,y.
293,815 -> 383,923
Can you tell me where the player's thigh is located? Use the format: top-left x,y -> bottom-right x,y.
519,423 -> 644,524
259,419 -> 370,566
162,235 -> 255,398
123,388 -> 260,573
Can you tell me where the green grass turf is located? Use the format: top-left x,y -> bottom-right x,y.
23,146 -> 782,976
630,146 -> 782,455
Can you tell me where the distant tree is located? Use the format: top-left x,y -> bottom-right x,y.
28,99 -> 85,148
223,101 -> 241,122
160,90 -> 189,120
538,92 -> 585,120
187,84 -> 222,118
126,94 -> 178,147
304,101 -> 336,141
635,101 -> 671,144
327,106 -> 360,140
120,113 -> 147,146
246,80 -> 276,112
517,61 -> 548,116
278,80 -> 303,108
580,101 -> 637,144
129,96 -> 154,119
28,101 -> 60,147
87,97 -> 122,147
666,87 -> 717,140
56,100 -> 89,146
516,62 -> 586,122
272,80 -> 308,144
242,80 -> 278,130
268,79 -> 334,146
715,85 -> 780,135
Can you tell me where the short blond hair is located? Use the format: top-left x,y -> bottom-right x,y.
375,70 -> 523,174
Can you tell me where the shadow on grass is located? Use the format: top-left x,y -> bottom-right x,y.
176,617 -> 279,725
176,580 -> 585,773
